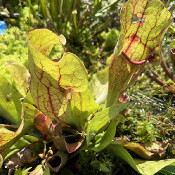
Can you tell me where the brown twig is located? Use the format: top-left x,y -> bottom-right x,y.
170,48 -> 175,73
161,52 -> 175,82
146,68 -> 169,87
146,68 -> 175,94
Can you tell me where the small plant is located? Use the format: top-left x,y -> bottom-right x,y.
36,0 -> 121,68
0,0 -> 174,174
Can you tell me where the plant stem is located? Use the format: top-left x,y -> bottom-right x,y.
161,52 -> 175,82
146,68 -> 175,94
166,0 -> 170,8
170,48 -> 175,74
72,10 -> 78,33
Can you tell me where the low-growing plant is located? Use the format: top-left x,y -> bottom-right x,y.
0,0 -> 175,174
0,27 -> 28,83
33,0 -> 122,68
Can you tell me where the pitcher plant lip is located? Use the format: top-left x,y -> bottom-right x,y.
122,51 -> 155,65
27,28 -> 66,45
26,28 -> 66,64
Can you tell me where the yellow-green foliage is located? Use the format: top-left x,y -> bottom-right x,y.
49,44 -> 65,60
19,6 -> 43,31
101,29 -> 120,50
0,27 -> 28,83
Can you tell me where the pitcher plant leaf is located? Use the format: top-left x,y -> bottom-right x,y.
107,0 -> 172,107
4,60 -> 30,97
0,103 -> 39,158
27,29 -> 88,120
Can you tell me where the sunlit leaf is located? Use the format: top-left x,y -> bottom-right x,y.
23,91 -> 35,105
109,142 -> 175,175
0,103 -> 39,158
134,159 -> 175,175
114,139 -> 170,160
27,29 -> 88,120
91,119 -> 121,152
0,74 -> 22,124
5,60 -> 30,97
14,167 -> 32,175
61,88 -> 98,129
158,162 -> 175,175
89,68 -> 108,104
86,103 -> 127,145
43,166 -> 50,175
123,142 -> 154,160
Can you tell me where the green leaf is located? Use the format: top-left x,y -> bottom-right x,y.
0,103 -> 39,158
91,0 -> 102,16
4,60 -> 30,97
0,74 -> 22,124
0,126 -> 15,156
27,28 -> 88,120
109,143 -> 175,175
157,163 -> 175,175
91,119 -> 121,152
14,168 -> 32,175
95,0 -> 119,15
43,166 -> 50,175
134,159 -> 175,175
109,142 -> 139,172
106,0 -> 173,107
4,135 -> 38,161
21,103 -> 40,133
23,91 -> 35,104
50,0 -> 58,21
89,68 -> 108,104
90,160 -> 110,173
39,0 -> 47,19
86,103 -> 127,145
30,165 -> 43,175
106,54 -> 113,66
61,88 -> 98,129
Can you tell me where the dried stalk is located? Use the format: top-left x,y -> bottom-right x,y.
146,68 -> 169,87
146,68 -> 175,94
161,52 -> 175,82
170,48 -> 175,73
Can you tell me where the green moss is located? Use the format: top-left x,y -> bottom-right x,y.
49,44 -> 65,60
101,29 -> 120,51
0,27 -> 28,83
18,5 -> 45,31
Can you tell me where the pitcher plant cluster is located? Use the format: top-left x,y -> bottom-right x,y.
0,0 -> 174,174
